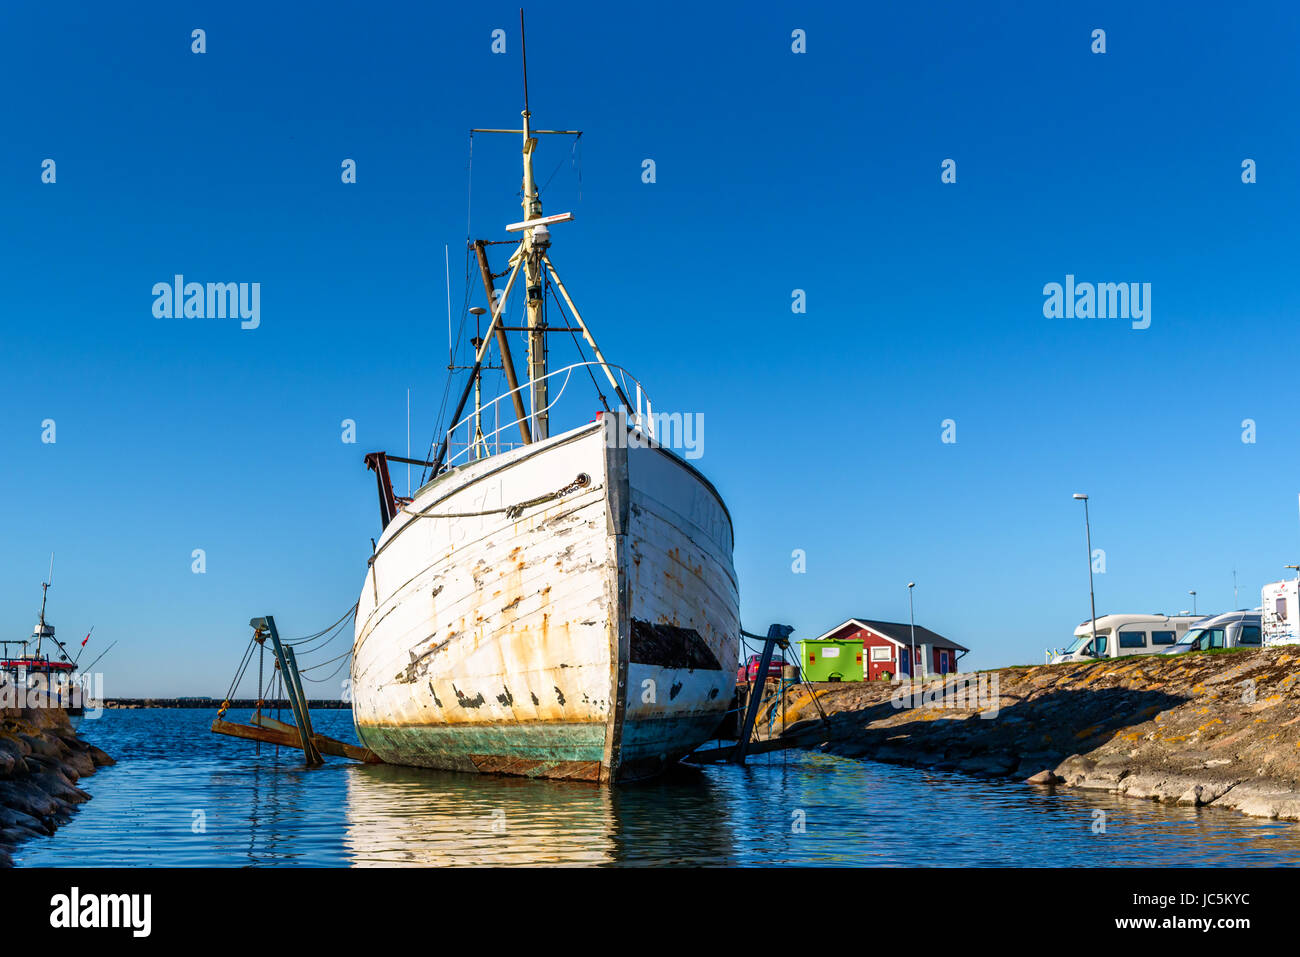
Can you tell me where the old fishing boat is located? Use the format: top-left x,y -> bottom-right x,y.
1,567 -> 87,720
350,17 -> 738,783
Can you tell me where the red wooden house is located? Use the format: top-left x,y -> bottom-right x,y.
812,618 -> 969,681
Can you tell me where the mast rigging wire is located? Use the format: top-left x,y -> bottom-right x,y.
298,646 -> 353,684
418,104 -> 582,485
546,276 -> 610,412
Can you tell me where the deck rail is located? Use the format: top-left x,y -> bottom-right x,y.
444,360 -> 656,468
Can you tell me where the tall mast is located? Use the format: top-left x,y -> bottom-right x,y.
35,555 -> 52,657
519,10 -> 549,440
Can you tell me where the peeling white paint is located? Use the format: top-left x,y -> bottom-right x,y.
351,421 -> 739,778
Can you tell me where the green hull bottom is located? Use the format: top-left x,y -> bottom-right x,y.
357,711 -> 726,783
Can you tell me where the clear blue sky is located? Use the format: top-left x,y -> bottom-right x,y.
3,1 -> 1298,696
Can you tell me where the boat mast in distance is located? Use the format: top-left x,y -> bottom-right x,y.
35,553 -> 54,657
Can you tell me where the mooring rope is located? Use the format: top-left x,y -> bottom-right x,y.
286,603 -> 358,646
218,603 -> 359,716
299,652 -> 352,684
218,637 -> 258,716
399,472 -> 594,522
299,648 -> 352,674
287,608 -> 357,657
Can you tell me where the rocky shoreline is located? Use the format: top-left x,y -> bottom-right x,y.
0,705 -> 114,867
765,647 -> 1300,823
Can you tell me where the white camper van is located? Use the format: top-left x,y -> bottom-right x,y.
1050,614 -> 1204,663
1162,611 -> 1261,654
1261,577 -> 1300,647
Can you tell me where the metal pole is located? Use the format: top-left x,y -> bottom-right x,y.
908,583 -> 917,689
1080,496 -> 1099,654
519,12 -> 548,441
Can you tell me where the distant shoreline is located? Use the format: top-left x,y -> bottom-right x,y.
102,699 -> 351,710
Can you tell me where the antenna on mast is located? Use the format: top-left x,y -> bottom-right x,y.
520,9 -> 530,116
445,243 -> 453,368
437,8 -> 584,470
516,8 -> 550,440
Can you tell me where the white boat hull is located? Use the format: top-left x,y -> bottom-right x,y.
351,419 -> 738,782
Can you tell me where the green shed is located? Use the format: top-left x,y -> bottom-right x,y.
799,638 -> 864,682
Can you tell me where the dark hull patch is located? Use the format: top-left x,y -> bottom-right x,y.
630,620 -> 722,671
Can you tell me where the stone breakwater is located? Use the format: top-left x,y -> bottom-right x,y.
0,705 -> 114,867
766,647 -> 1300,823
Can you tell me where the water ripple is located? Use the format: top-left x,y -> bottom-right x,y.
13,709 -> 1300,866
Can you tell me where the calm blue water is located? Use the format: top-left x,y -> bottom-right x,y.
13,708 -> 1300,866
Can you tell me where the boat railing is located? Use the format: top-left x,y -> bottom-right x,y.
444,361 -> 656,468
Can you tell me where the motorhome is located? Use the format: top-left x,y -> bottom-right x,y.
1261,577 -> 1300,647
1049,614 -> 1204,663
1162,611 -> 1262,655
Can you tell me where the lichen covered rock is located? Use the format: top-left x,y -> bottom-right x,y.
772,647 -> 1300,823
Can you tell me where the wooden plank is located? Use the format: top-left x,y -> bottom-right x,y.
250,712 -> 298,734
686,731 -> 818,764
211,718 -> 383,763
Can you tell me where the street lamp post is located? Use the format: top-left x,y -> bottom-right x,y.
1073,494 -> 1099,656
1189,590 -> 1197,616
907,582 -> 918,688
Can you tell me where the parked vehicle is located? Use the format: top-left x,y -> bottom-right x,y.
1162,611 -> 1262,654
1050,613 -> 1204,663
736,654 -> 799,683
1261,577 -> 1300,647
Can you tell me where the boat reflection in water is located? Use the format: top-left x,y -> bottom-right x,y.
342,761 -> 734,866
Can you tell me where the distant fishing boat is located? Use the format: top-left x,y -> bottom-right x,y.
349,14 -> 738,783
1,562 -> 86,720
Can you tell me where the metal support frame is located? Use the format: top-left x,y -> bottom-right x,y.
473,239 -> 532,445
729,623 -> 794,765
259,615 -> 323,766
430,255 -> 524,472
364,451 -> 399,528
